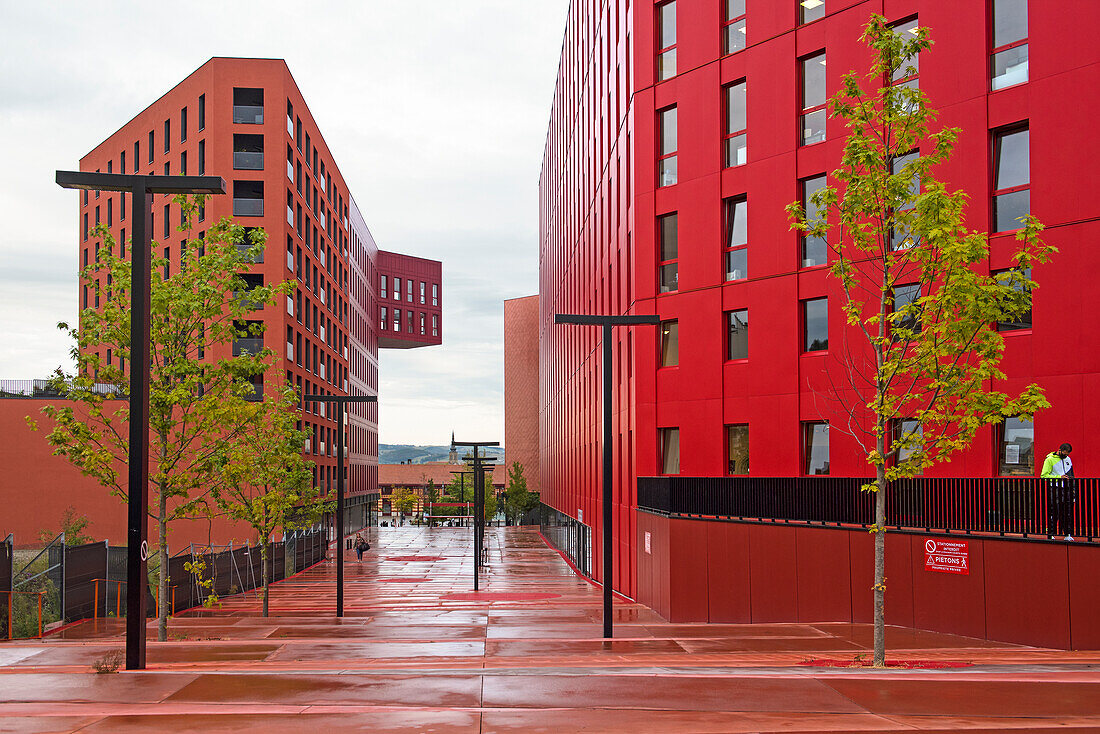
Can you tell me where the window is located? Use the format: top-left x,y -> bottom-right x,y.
120,150 -> 126,175
993,126 -> 1029,232
380,306 -> 387,330
83,213 -> 89,241
180,107 -> 187,142
163,119 -> 170,153
432,314 -> 439,336
889,151 -> 919,249
658,106 -> 678,187
659,427 -> 680,474
406,279 -> 413,302
723,0 -> 746,55
891,18 -> 920,82
995,267 -> 1032,331
893,419 -> 922,469
406,309 -> 413,333
163,246 -> 170,279
892,283 -> 922,333
726,309 -> 748,360
727,424 -> 749,475
801,52 -> 827,146
657,213 -> 678,293
233,87 -> 264,124
180,151 -> 187,175
380,275 -> 388,299
107,198 -> 113,227
420,312 -> 426,335
800,0 -> 824,24
432,283 -> 439,306
803,297 -> 828,352
660,320 -> 678,367
992,0 -> 1028,90
163,204 -> 170,239
121,192 -> 126,221
724,196 -> 747,280
233,180 -> 264,217
147,131 -> 154,163
420,281 -> 426,304
233,133 -> 264,170
800,175 -> 828,267
803,422 -> 829,474
287,100 -> 294,135
724,81 -> 747,167
198,94 -> 206,131
656,2 -> 676,81
998,416 -> 1034,476
198,140 -> 205,175
393,277 -> 401,301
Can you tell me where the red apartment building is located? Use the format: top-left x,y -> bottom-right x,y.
537,1 -> 1100,644
1,58 -> 442,548
504,295 -> 541,494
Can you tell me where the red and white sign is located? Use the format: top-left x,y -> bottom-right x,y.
644,531 -> 652,554
924,539 -> 969,575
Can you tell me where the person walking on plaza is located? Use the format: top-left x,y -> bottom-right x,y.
353,532 -> 370,562
1041,443 -> 1075,541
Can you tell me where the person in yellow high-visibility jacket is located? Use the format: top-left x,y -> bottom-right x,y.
1040,443 -> 1074,541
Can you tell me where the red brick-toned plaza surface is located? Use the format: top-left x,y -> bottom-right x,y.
2,526 -> 1099,732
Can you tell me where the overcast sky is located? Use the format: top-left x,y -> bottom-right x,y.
0,1 -> 566,446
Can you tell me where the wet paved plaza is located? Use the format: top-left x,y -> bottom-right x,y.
2,525 -> 1099,732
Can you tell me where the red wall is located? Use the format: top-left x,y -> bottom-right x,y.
538,1 -> 1100,602
637,513 -> 1100,650
504,296 -> 542,493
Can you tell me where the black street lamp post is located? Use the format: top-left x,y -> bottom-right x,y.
554,313 -> 660,639
55,172 -> 226,671
302,393 -> 377,618
452,441 -> 498,591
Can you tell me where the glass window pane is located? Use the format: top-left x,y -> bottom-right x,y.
659,2 -> 676,48
893,283 -> 922,332
727,309 -> 748,360
996,267 -> 1032,331
725,18 -> 747,54
995,129 -> 1029,189
727,424 -> 749,475
660,320 -> 679,366
659,155 -> 678,186
660,108 -> 678,154
658,49 -> 677,81
659,263 -> 678,293
992,44 -> 1029,89
800,0 -> 825,23
999,416 -> 1034,476
802,53 -> 826,108
725,248 -> 747,281
891,19 -> 920,80
801,109 -> 826,146
727,82 -> 746,133
660,428 -> 680,474
727,198 -> 747,248
802,176 -> 828,266
659,213 -> 678,260
994,189 -> 1030,232
993,0 -> 1028,48
725,134 -> 747,167
804,298 -> 828,351
895,419 -> 923,468
804,422 -> 829,474
726,0 -> 745,20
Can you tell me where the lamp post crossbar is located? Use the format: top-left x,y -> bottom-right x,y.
56,170 -> 226,671
302,393 -> 377,618
554,313 -> 660,639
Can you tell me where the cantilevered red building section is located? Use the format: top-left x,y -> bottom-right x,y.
537,0 -> 1100,616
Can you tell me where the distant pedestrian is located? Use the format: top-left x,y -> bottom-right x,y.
1041,442 -> 1075,541
354,533 -> 370,562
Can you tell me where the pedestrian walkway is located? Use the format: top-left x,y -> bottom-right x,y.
2,525 -> 1099,732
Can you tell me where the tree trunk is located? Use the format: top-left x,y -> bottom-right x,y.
157,486 -> 169,642
873,454 -> 887,667
260,541 -> 269,618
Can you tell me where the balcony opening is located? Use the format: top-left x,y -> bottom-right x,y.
235,273 -> 265,311
232,87 -> 264,124
233,133 -> 264,170
233,180 -> 264,217
238,227 -> 265,263
233,320 -> 265,356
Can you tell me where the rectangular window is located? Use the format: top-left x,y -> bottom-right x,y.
892,283 -> 922,333
163,204 -> 170,239
723,0 -> 746,55
891,18 -> 920,82
147,131 -> 154,163
993,126 -> 1030,232
726,309 -> 748,360
198,94 -> 205,130
727,424 -> 749,475
657,2 -> 677,81
420,312 -> 426,335
394,309 -> 401,332
660,319 -> 678,367
889,151 -> 920,249
106,198 -> 113,227
432,314 -> 439,336
380,306 -> 387,330
406,279 -> 413,302
432,283 -> 439,306
657,212 -> 678,293
233,180 -> 264,217
658,106 -> 678,187
803,422 -> 829,474
724,196 -> 747,281
120,193 -> 126,221
998,416 -> 1034,476
180,151 -> 187,175
995,266 -> 1032,331
120,150 -> 126,175
198,140 -> 205,175
163,246 -> 170,279
381,275 -> 388,299
801,52 -> 827,146
233,87 -> 264,124
180,107 -> 187,142
393,277 -> 401,301
893,418 -> 923,470
406,309 -> 413,333
83,213 -> 89,241
801,175 -> 828,267
659,427 -> 680,474
163,119 -> 170,153
803,297 -> 828,352
420,281 -> 426,304
992,0 -> 1028,90
287,100 -> 294,135
724,80 -> 747,167
233,133 -> 265,170
800,0 -> 824,24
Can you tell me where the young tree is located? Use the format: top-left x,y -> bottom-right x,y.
30,197 -> 288,640
503,462 -> 540,525
787,16 -> 1054,666
481,470 -> 499,525
210,383 -> 330,616
391,487 -> 418,525
38,506 -> 95,545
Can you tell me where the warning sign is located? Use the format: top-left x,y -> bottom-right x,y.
644,531 -> 652,554
924,539 -> 969,575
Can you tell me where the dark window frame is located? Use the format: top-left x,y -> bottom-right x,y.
722,0 -> 747,55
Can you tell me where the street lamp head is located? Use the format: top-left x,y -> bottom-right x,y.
56,170 -> 226,195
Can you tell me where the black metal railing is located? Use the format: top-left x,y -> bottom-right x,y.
638,476 -> 1099,543
539,503 -> 591,576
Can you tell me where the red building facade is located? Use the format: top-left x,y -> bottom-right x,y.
538,1 -> 1100,602
0,58 -> 441,549
504,295 -> 541,493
